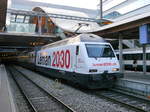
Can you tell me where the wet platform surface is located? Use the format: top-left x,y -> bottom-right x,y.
124,71 -> 150,83
0,64 -> 16,112
116,71 -> 150,97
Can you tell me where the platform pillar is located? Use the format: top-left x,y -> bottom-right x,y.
99,0 -> 103,19
142,44 -> 147,75
34,46 -> 40,64
38,16 -> 42,35
0,0 -> 7,30
119,34 -> 124,73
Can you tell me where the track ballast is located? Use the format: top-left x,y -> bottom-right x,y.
8,66 -> 76,112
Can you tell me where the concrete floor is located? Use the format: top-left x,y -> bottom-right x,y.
0,65 -> 16,112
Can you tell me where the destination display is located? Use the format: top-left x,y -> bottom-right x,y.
139,24 -> 150,44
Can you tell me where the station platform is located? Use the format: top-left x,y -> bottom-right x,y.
0,64 -> 16,112
116,71 -> 150,98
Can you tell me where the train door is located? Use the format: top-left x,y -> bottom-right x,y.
75,45 -> 79,68
75,44 -> 87,74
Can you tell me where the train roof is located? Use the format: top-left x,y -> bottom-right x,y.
75,33 -> 107,43
41,33 -> 107,49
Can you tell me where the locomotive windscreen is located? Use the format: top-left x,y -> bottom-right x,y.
86,44 -> 115,58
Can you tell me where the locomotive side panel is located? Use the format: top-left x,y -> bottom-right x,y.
36,44 -> 76,72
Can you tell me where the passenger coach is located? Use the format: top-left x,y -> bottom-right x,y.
116,48 -> 150,71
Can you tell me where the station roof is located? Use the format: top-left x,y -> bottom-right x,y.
94,3 -> 150,39
6,0 -> 150,36
95,12 -> 150,39
0,32 -> 58,48
0,0 -> 150,54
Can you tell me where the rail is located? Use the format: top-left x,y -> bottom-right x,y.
8,66 -> 76,112
94,89 -> 150,112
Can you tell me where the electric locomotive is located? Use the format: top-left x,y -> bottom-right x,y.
18,34 -> 123,89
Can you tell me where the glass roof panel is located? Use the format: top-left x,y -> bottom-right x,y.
103,0 -> 126,11
16,15 -> 25,23
116,0 -> 150,14
103,0 -> 150,19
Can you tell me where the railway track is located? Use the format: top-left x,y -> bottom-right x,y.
6,67 -> 34,112
8,67 -> 76,112
94,89 -> 150,112
9,65 -> 150,112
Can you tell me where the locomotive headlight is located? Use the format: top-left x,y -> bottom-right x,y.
89,69 -> 98,72
112,68 -> 119,71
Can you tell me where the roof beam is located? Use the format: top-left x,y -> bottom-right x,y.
7,9 -> 109,23
95,16 -> 150,36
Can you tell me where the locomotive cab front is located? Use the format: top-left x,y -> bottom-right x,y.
85,43 -> 120,74
75,40 -> 123,88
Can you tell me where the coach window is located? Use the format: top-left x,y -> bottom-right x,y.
131,54 -> 134,60
133,54 -> 135,60
147,53 -> 150,60
128,54 -> 132,60
126,54 -> 129,60
139,54 -> 141,60
123,54 -> 127,60
133,54 -> 137,60
135,54 -> 137,60
126,54 -> 128,60
125,54 -> 128,60
139,54 -> 142,60
123,55 -> 125,60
